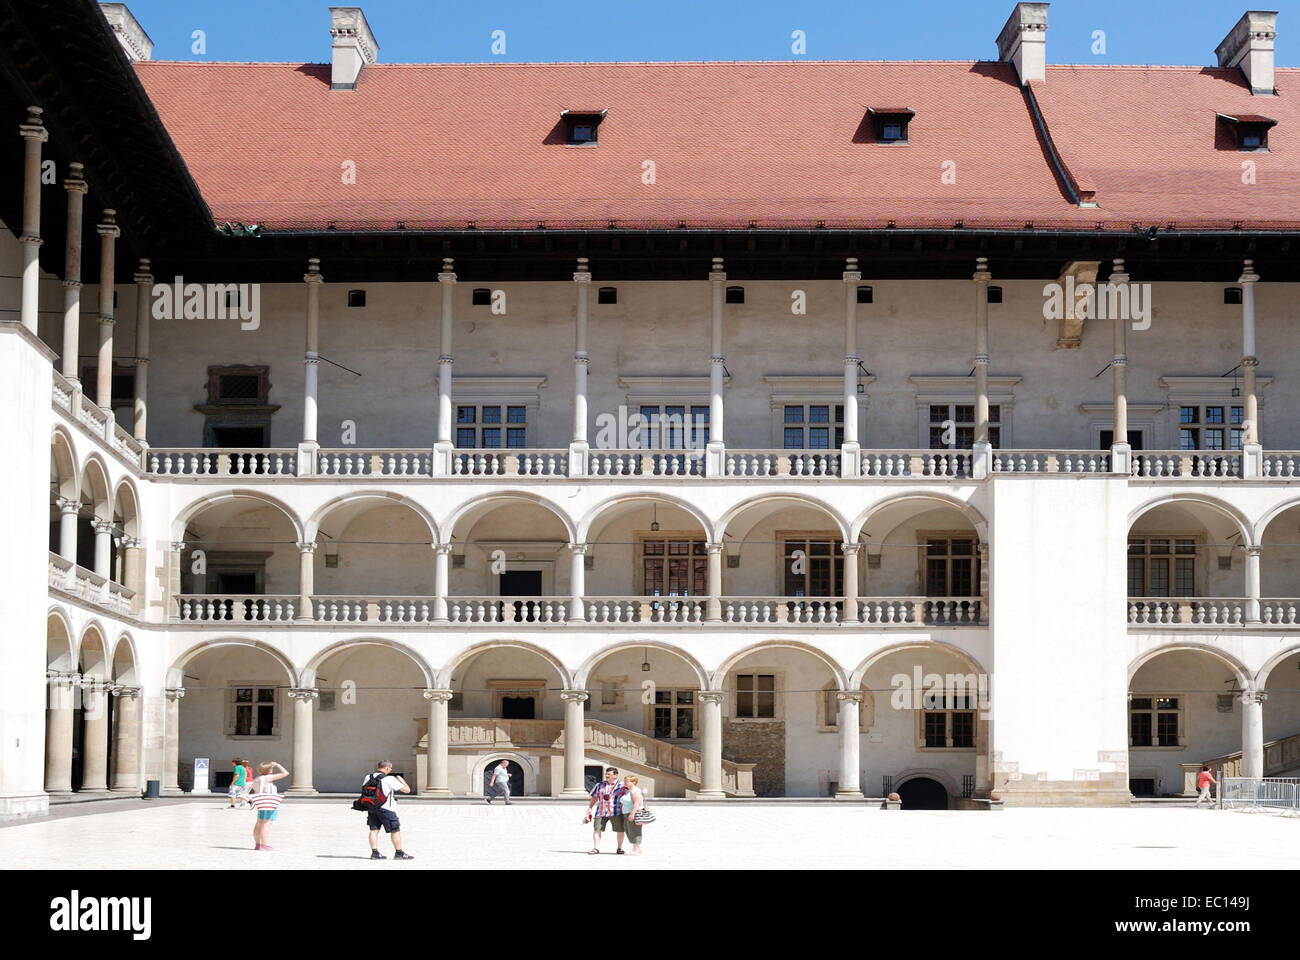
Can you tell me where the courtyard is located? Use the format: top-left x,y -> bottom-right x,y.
4,798 -> 1294,870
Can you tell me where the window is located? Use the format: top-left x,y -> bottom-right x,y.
735,673 -> 776,719
638,404 -> 708,450
1130,696 -> 1181,747
928,403 -> 1000,449
1224,287 -> 1243,305
652,689 -> 695,740
232,685 -> 277,737
820,685 -> 872,731
987,286 -> 1003,304
856,285 -> 873,304
561,109 -> 606,145
597,286 -> 617,304
1127,537 -> 1196,597
455,404 -> 527,448
1179,404 -> 1243,451
595,676 -> 626,710
783,536 -> 844,597
725,285 -> 744,304
1218,113 -> 1275,152
639,536 -> 707,596
866,107 -> 914,143
921,695 -> 975,749
924,537 -> 979,597
471,288 -> 491,306
783,404 -> 844,449
347,290 -> 366,307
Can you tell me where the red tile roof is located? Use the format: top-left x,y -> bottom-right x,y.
131,59 -> 1300,233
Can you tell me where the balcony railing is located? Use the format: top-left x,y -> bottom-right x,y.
991,450 -> 1111,473
1131,452 -> 1242,478
52,371 -> 143,466
147,449 -> 298,476
1127,597 -> 1300,625
176,595 -> 299,621
48,552 -> 135,615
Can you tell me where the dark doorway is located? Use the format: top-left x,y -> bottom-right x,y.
584,764 -> 604,793
217,573 -> 257,594
482,759 -> 524,796
211,426 -> 269,448
1129,778 -> 1156,797
896,777 -> 949,810
1100,430 -> 1144,450
499,570 -> 544,622
501,695 -> 536,719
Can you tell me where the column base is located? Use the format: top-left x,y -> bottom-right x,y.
285,787 -> 318,797
839,441 -> 861,478
1242,441 -> 1263,478
694,790 -> 726,800
971,441 -> 993,479
1109,441 -> 1132,476
834,789 -> 864,801
296,441 -> 319,476
432,441 -> 455,476
568,441 -> 589,478
0,793 -> 50,820
420,787 -> 452,798
558,788 -> 590,798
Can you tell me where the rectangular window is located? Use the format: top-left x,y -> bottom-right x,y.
924,537 -> 979,597
652,689 -> 695,740
1178,405 -> 1244,451
735,674 -> 776,719
640,537 -> 707,597
921,697 -> 975,749
454,404 -> 526,448
1128,537 -> 1196,597
782,404 -> 845,449
928,403 -> 1000,449
783,536 -> 844,598
1130,696 -> 1180,747
233,686 -> 276,737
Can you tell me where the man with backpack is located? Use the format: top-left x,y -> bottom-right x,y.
358,760 -> 414,860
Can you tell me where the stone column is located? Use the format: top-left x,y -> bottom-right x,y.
705,257 -> 726,475
80,678 -> 110,792
560,690 -> 589,797
971,257 -> 993,478
706,542 -> 724,622
434,258 -> 456,474
570,257 -> 591,476
132,258 -> 152,443
18,106 -> 47,336
110,686 -> 142,793
96,210 -> 120,424
432,543 -> 451,622
1245,545 -> 1262,624
299,258 -> 322,474
44,672 -> 78,793
841,257 -> 862,476
835,691 -> 864,799
697,690 -> 725,799
92,518 -> 113,579
1240,260 -> 1262,477
162,688 -> 184,794
295,541 -> 315,621
422,689 -> 453,797
1241,689 -> 1267,779
286,688 -> 318,795
57,498 -> 79,564
61,162 -> 87,384
1109,258 -> 1132,474
567,542 -> 587,622
841,540 -> 860,623
121,537 -> 144,613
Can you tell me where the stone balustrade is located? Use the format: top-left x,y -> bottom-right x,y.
175,594 -> 298,622
1131,452 -> 1243,478
49,552 -> 134,615
147,448 -> 297,476
992,450 -> 1111,473
318,449 -> 434,477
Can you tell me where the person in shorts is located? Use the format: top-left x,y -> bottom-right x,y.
250,760 -> 289,851
622,774 -> 647,855
1194,764 -> 1217,807
227,758 -> 247,808
364,760 -> 414,860
584,766 -> 627,855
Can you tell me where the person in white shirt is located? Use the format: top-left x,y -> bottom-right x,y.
486,760 -> 513,805
364,760 -> 413,860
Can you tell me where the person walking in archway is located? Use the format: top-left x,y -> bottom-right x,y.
486,759 -> 512,805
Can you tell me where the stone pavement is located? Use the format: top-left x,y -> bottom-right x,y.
2,799 -> 1295,869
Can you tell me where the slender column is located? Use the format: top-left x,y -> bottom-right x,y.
299,259 -> 322,475
706,542 -> 724,622
1240,260 -> 1262,477
841,540 -> 860,623
61,163 -> 87,383
44,672 -> 78,793
835,691 -> 864,799
133,258 -> 152,442
1245,545 -> 1262,624
697,691 -> 726,799
80,679 -> 110,792
842,257 -> 862,476
286,688 -> 318,795
422,689 -> 453,797
432,544 -> 451,622
92,518 -> 113,579
570,258 -> 591,476
18,106 -> 47,335
121,536 -> 144,613
706,257 -> 726,475
1110,258 -> 1132,474
110,686 -> 142,792
295,541 -> 315,621
162,688 -> 184,794
567,542 -> 587,622
57,498 -> 78,564
434,259 -> 456,473
560,690 -> 590,797
971,257 -> 992,478
95,210 -> 120,421
1241,689 -> 1267,779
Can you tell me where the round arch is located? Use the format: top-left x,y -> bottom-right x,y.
112,478 -> 142,538
443,491 -> 577,545
848,639 -> 988,690
304,491 -> 440,544
893,768 -> 961,804
1127,642 -> 1250,688
469,751 -> 538,796
850,491 -> 989,542
50,425 -> 79,501
46,607 -> 76,672
1254,498 -> 1300,544
1128,494 -> 1253,546
110,631 -> 139,684
1255,645 -> 1300,688
715,493 -> 849,542
438,639 -> 572,690
573,639 -> 710,691
80,454 -> 113,521
301,638 -> 435,688
578,491 -> 715,544
171,491 -> 306,544
166,637 -> 300,688
710,639 -> 847,690
77,621 -> 110,679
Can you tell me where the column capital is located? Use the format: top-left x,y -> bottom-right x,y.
972,256 -> 991,284
288,688 -> 320,701
170,540 -> 188,553
97,210 -> 120,239
709,256 -> 725,282
57,497 -> 79,515
560,689 -> 589,703
17,234 -> 42,247
842,256 -> 861,282
46,671 -> 80,689
706,541 -> 725,555
1240,689 -> 1268,705
438,257 -> 456,283
1239,258 -> 1259,284
18,105 -> 48,143
296,541 -> 317,554
303,257 -> 323,283
697,690 -> 726,704
433,542 -> 453,556
1245,544 -> 1263,558
423,688 -> 455,702
110,685 -> 142,699
77,677 -> 109,693
120,536 -> 143,550
62,280 -> 82,290
840,540 -> 862,556
303,352 -> 320,366
92,518 -> 114,534
1242,355 -> 1259,368
974,353 -> 990,365
567,541 -> 588,556
164,687 -> 187,701
133,257 -> 153,284
573,257 -> 592,283
438,354 -> 454,365
63,162 -> 88,195
836,690 -> 865,704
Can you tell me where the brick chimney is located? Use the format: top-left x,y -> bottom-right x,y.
330,6 -> 379,90
996,2 -> 1049,85
1216,11 -> 1278,95
99,3 -> 153,61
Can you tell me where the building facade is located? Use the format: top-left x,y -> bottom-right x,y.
2,1 -> 1300,818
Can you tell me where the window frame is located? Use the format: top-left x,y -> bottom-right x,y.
1129,694 -> 1186,748
454,402 -> 529,450
1127,533 -> 1202,598
818,683 -> 873,733
226,682 -> 280,739
731,669 -> 783,723
918,531 -> 981,599
914,694 -> 977,751
910,376 -> 1020,449
647,686 -> 697,741
779,531 -> 847,599
637,532 -> 709,598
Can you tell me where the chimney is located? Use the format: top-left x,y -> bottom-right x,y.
1216,11 -> 1278,95
996,2 -> 1049,85
329,7 -> 379,90
99,3 -> 153,61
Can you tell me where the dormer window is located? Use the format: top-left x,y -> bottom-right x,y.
1218,112 -> 1276,151
561,107 -> 607,145
867,107 -> 914,144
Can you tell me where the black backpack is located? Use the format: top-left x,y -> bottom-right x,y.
352,772 -> 388,812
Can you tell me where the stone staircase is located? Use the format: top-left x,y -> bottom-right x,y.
1187,730 -> 1300,792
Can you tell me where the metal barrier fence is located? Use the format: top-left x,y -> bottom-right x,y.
1220,777 -> 1300,814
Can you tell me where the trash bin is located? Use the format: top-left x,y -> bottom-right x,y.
144,779 -> 160,799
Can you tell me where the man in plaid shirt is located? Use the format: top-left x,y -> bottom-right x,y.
584,766 -> 627,855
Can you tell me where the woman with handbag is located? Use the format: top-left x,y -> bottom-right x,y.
622,774 -> 653,855
249,760 -> 289,851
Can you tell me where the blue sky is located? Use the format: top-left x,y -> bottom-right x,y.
125,0 -> 1298,66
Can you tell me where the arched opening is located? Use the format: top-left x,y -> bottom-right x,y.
110,636 -> 140,792
78,457 -> 112,576
482,758 -> 525,798
45,611 -> 76,793
1127,498 -> 1249,623
1257,504 -> 1300,622
1128,647 -> 1248,797
112,480 -> 141,590
75,626 -> 110,793
49,430 -> 78,560
896,776 -> 949,810
1259,649 -> 1300,773
311,497 -> 437,619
